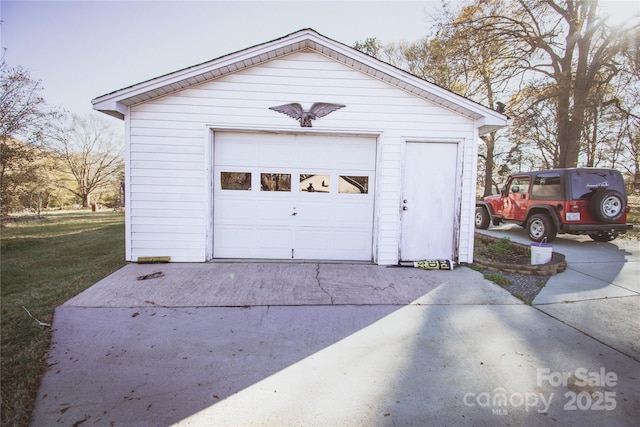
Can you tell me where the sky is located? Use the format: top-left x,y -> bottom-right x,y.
1,0 -> 639,126
0,0 -> 444,124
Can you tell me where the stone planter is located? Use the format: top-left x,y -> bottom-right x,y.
474,233 -> 567,276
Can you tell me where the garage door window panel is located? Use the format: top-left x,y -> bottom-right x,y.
339,176 -> 369,194
260,173 -> 291,192
300,174 -> 330,193
221,172 -> 251,190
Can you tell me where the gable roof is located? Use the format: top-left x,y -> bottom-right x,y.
92,28 -> 507,134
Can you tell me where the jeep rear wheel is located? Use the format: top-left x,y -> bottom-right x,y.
527,213 -> 557,242
589,189 -> 625,223
475,207 -> 490,229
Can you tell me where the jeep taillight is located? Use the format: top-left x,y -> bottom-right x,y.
565,203 -> 582,221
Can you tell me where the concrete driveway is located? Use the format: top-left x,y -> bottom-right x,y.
31,255 -> 640,426
479,224 -> 640,361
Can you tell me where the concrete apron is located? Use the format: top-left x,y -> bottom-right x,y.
31,263 -> 640,426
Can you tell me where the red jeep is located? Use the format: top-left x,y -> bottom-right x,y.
475,168 -> 633,242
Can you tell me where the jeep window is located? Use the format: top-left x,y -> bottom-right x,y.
531,173 -> 562,200
570,170 -> 623,199
509,177 -> 530,195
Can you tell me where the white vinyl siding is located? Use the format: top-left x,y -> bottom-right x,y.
126,50 -> 476,264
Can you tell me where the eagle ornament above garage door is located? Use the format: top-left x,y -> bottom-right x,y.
213,132 -> 376,260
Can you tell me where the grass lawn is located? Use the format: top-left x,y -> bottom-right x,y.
1,211 -> 126,427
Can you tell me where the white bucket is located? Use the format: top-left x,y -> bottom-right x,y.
530,242 -> 553,265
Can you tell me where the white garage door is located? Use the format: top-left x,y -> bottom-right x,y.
213,132 -> 376,260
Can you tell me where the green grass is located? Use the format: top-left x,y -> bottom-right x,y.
483,272 -> 512,287
486,237 -> 513,257
1,211 -> 126,426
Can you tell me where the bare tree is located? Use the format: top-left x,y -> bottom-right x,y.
508,83 -> 560,169
612,28 -> 640,189
452,0 -> 638,168
49,115 -> 123,207
0,61 -> 60,215
356,7 -> 517,196
437,13 -> 517,196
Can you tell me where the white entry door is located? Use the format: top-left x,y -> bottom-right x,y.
213,132 -> 376,261
400,142 -> 459,261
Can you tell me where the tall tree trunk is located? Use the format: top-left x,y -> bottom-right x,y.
483,133 -> 496,197
556,35 -> 577,168
556,76 -> 585,168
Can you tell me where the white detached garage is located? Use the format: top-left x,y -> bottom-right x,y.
93,29 -> 507,265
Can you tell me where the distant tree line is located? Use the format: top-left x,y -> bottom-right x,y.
1,61 -> 123,216
354,0 -> 639,196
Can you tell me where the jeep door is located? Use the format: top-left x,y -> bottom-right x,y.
500,175 -> 532,221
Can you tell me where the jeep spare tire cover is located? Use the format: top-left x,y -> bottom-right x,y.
589,189 -> 625,223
